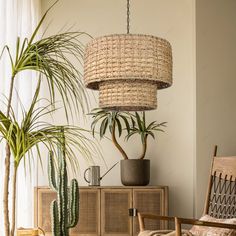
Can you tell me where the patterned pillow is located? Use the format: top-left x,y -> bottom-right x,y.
189,215 -> 236,236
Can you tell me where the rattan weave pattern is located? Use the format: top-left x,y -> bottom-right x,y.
104,192 -> 130,233
40,192 -> 56,232
208,174 -> 236,219
84,34 -> 172,90
84,34 -> 172,110
72,191 -> 99,233
133,190 -> 162,233
99,80 -> 157,110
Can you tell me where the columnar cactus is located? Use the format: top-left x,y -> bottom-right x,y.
48,132 -> 79,236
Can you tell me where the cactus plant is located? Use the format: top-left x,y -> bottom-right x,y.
48,132 -> 79,236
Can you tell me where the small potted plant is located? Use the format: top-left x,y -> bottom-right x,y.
90,108 -> 166,186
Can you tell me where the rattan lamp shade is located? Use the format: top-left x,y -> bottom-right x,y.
84,34 -> 173,111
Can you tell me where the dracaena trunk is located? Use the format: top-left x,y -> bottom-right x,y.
139,135 -> 147,160
10,164 -> 18,236
111,123 -> 128,160
4,76 -> 15,236
4,144 -> 11,236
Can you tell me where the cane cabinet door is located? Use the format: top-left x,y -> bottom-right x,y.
35,188 -> 100,236
101,189 -> 133,236
71,188 -> 100,236
35,188 -> 56,235
132,188 -> 168,236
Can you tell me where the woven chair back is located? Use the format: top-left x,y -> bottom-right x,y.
204,147 -> 236,219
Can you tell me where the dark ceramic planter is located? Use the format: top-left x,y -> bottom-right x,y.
120,159 -> 150,186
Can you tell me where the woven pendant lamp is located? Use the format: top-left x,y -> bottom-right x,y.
83,0 -> 173,111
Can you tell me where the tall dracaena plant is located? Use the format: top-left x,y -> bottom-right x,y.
90,108 -> 130,160
0,83 -> 96,236
0,2 -> 91,235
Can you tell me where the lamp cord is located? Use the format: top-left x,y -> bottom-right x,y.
127,0 -> 130,34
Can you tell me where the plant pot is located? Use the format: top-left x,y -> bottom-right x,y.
120,159 -> 150,186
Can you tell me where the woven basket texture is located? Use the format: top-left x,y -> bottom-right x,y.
99,80 -> 157,111
84,34 -> 172,90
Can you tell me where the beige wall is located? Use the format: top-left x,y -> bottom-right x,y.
40,0 -> 196,218
196,0 -> 236,217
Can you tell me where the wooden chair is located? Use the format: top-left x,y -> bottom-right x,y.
138,146 -> 236,235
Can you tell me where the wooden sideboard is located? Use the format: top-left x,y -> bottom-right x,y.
34,186 -> 168,236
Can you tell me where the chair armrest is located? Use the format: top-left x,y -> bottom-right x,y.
138,213 -> 175,231
175,217 -> 236,236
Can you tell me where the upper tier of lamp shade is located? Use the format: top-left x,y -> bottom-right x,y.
83,34 -> 173,111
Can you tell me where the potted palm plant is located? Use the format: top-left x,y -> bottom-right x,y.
90,108 -> 166,186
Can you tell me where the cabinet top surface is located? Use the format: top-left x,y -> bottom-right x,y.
37,185 -> 168,189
